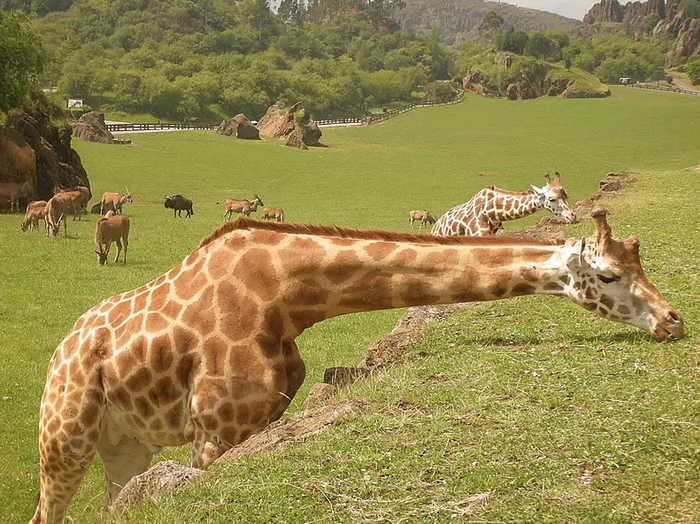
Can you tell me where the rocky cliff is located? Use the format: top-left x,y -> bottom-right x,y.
1,93 -> 90,205
581,0 -> 700,64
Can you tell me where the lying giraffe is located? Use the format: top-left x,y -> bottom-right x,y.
431,172 -> 576,236
30,208 -> 684,523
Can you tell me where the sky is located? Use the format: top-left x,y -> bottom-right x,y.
500,0 -> 629,21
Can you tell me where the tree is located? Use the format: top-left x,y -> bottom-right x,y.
496,28 -> 528,55
479,10 -> 503,34
0,11 -> 45,112
524,32 -> 555,60
686,59 -> 700,85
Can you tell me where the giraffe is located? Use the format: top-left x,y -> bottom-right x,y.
30,207 -> 684,524
431,172 -> 576,237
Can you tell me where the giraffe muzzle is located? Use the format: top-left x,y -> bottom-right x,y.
651,310 -> 684,342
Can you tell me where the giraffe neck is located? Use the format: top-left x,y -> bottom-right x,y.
202,224 -> 571,337
486,190 -> 542,224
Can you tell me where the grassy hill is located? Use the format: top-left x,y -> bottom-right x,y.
397,0 -> 581,46
1,86 -> 699,522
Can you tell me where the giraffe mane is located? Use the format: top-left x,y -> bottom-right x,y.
197,217 -> 566,249
486,187 -> 536,196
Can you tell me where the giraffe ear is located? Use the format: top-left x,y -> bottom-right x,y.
531,185 -> 546,196
566,237 -> 589,269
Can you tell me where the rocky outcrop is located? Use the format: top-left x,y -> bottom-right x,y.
257,102 -> 322,150
73,112 -> 114,144
0,128 -> 36,188
217,113 -> 260,139
581,0 -> 700,64
560,85 -> 611,98
3,93 -> 90,201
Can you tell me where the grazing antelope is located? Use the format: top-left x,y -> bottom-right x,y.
53,190 -> 85,221
261,206 -> 285,222
101,188 -> 132,215
0,181 -> 33,212
44,195 -> 71,237
21,201 -> 47,232
75,185 -> 92,212
409,210 -> 436,230
220,194 -> 264,222
164,195 -> 194,218
94,215 -> 130,265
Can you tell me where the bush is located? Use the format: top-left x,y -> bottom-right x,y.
67,104 -> 93,119
423,81 -> 457,103
687,60 -> 700,85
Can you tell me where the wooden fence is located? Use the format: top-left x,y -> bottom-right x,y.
625,83 -> 700,97
106,93 -> 465,132
106,122 -> 218,132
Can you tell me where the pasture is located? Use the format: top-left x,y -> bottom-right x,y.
0,86 -> 699,522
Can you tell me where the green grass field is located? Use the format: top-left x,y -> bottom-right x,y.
0,86 -> 699,523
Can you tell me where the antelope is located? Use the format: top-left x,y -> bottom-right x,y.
261,206 -> 285,222
21,201 -> 47,232
0,181 -> 33,212
53,190 -> 85,221
101,188 -> 132,215
44,195 -> 73,237
75,185 -> 92,212
409,210 -> 436,230
94,215 -> 130,265
220,194 -> 264,222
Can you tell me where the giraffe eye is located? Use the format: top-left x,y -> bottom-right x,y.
547,198 -> 556,202
597,274 -> 620,284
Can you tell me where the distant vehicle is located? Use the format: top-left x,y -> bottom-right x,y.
619,78 -> 631,85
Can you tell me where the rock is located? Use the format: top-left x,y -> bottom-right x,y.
3,93 -> 89,201
73,112 -> 114,144
463,72 -> 489,96
0,127 -> 37,208
546,77 -> 572,96
257,101 -> 322,149
583,0 -> 624,24
494,53 -> 514,69
284,127 -> 308,150
112,460 -> 206,511
217,113 -> 260,140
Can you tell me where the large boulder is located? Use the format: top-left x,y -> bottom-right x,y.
3,93 -> 90,201
257,102 -> 322,149
0,128 -> 37,208
73,111 -> 114,144
217,113 -> 260,139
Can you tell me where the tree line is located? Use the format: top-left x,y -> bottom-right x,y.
0,2 -> 676,122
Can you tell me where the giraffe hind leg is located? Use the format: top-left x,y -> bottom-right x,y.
31,384 -> 106,523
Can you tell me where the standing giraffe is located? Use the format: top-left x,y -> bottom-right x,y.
30,208 -> 683,524
431,172 -> 576,237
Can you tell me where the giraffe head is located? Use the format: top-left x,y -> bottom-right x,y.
563,207 -> 683,341
532,172 -> 576,223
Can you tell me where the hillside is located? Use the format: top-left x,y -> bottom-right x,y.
396,0 -> 581,45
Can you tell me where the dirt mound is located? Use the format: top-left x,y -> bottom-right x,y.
216,388 -> 359,463
217,113 -> 260,140
364,304 -> 475,368
73,112 -> 115,144
573,171 -> 637,217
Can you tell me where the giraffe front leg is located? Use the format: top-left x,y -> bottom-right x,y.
97,435 -> 154,508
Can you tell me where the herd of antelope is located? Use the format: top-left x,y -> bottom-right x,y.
11,181 -> 288,265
